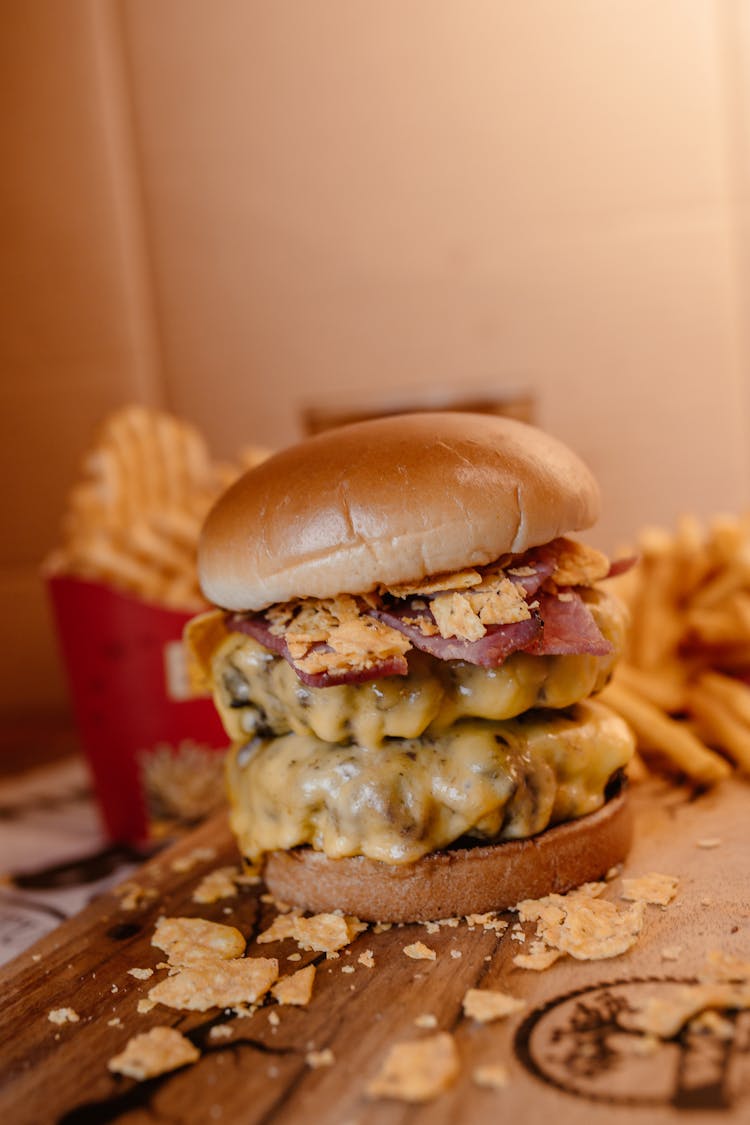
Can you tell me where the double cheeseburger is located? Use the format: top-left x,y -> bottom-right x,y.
187,412 -> 635,922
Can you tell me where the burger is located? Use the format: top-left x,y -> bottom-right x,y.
186,412 -> 635,922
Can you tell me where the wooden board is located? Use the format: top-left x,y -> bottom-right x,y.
2,776 -> 750,1125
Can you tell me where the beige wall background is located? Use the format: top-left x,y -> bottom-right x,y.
3,0 -> 750,717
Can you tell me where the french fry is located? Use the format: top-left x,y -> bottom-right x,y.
696,671 -> 750,728
610,510 -> 750,784
613,662 -> 687,715
690,684 -> 750,773
600,681 -> 730,786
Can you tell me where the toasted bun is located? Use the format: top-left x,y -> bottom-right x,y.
199,412 -> 600,612
263,789 -> 631,924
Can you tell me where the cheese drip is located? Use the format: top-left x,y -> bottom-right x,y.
226,700 -> 634,864
211,588 -> 626,748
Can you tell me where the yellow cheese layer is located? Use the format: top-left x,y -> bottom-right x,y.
211,588 -> 626,748
226,700 -> 634,864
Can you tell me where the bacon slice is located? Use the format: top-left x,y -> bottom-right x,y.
528,591 -> 612,656
226,613 -> 409,687
370,605 -> 543,667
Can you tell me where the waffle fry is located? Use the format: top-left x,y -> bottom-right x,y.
46,405 -> 270,609
605,513 -> 750,783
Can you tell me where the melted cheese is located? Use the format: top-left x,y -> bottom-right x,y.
211,588 -> 626,747
226,700 -> 634,864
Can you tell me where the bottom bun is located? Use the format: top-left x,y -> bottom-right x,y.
262,788 -> 633,924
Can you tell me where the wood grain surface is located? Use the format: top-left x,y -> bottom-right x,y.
1,776 -> 750,1125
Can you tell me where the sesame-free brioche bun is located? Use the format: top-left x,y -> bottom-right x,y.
263,788 -> 631,924
199,412 -> 600,612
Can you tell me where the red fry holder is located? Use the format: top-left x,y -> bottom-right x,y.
47,574 -> 228,843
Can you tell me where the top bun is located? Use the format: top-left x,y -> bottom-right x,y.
199,412 -> 600,612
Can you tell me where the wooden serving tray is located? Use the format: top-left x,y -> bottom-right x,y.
1,776 -> 749,1124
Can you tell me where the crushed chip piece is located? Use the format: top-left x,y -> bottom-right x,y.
472,1063 -> 508,1089
271,964 -> 316,1007
192,866 -> 241,904
107,1017 -> 123,1028
661,946 -> 683,962
258,911 -> 366,954
127,967 -> 153,981
366,1033 -> 459,1103
403,942 -> 436,961
450,949 -> 462,960
696,838 -> 722,849
517,884 -> 645,962
108,1026 -> 199,1080
152,916 -> 245,966
48,1008 -> 79,1025
512,943 -> 563,972
621,873 -> 679,906
137,998 -> 156,1014
620,984 -> 750,1039
148,957 -> 278,1011
703,949 -> 750,982
414,1014 -> 438,1029
209,1025 -> 233,1040
690,1009 -> 735,1039
306,1048 -> 334,1069
358,950 -> 375,969
117,882 -> 157,911
462,989 -> 525,1023
171,846 -> 217,873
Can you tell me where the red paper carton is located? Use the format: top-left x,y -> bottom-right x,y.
47,574 -> 228,843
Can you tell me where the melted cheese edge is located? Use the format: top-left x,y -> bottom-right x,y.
226,700 -> 634,864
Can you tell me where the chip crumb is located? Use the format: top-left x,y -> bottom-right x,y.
48,1008 -> 79,1025
513,942 -> 563,972
516,884 -> 645,962
358,950 -> 375,969
192,866 -> 241,904
414,1013 -> 438,1029
606,864 -> 622,881
107,1017 -> 123,1028
209,1024 -> 233,1040
473,1063 -> 508,1089
463,989 -> 525,1023
690,1009 -> 735,1039
171,846 -> 217,873
108,1026 -> 200,1081
268,1010 -> 280,1027
117,882 -> 158,911
137,997 -> 156,1014
148,957 -> 278,1011
111,984 -> 119,994
621,873 -> 679,906
703,949 -> 750,982
258,911 -> 366,954
423,921 -> 440,934
450,949 -> 462,960
271,964 -> 316,1007
661,946 -> 683,962
341,964 -> 355,974
127,967 -> 154,981
696,837 -> 722,849
306,1048 -> 335,1069
152,916 -> 246,966
373,922 -> 392,933
31,953 -> 42,962
366,1032 -> 459,1102
403,942 -> 436,961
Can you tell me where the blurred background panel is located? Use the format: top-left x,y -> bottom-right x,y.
2,0 -> 750,718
